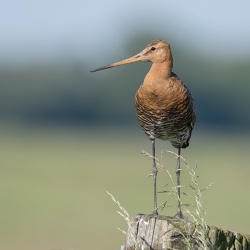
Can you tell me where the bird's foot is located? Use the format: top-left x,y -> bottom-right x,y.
137,211 -> 159,218
147,210 -> 159,217
171,211 -> 188,221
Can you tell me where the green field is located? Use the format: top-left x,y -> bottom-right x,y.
0,125 -> 249,250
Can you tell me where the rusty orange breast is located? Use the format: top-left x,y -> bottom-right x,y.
135,72 -> 196,148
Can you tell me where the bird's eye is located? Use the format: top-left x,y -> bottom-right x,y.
151,47 -> 156,51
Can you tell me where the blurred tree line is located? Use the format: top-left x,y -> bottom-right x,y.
0,36 -> 249,130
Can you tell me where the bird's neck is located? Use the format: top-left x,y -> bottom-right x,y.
145,62 -> 172,82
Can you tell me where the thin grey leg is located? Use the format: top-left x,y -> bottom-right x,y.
175,146 -> 183,218
152,139 -> 158,215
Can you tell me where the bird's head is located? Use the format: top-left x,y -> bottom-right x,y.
90,39 -> 173,72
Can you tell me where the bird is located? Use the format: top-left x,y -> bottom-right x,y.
91,39 -> 196,218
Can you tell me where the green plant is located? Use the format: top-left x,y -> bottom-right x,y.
107,150 -> 214,250
106,191 -> 141,250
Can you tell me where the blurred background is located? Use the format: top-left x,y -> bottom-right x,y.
1,0 -> 250,249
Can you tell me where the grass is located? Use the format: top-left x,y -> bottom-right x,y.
141,149 -> 213,249
0,125 -> 250,250
108,150 -> 213,250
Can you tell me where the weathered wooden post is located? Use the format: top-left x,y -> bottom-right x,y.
123,214 -> 250,250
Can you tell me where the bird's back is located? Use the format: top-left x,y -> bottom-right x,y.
135,72 -> 196,148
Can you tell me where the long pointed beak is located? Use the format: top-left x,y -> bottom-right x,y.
90,53 -> 142,72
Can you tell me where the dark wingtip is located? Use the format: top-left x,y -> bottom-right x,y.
181,141 -> 189,149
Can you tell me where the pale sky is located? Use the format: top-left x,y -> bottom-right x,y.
1,0 -> 250,64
